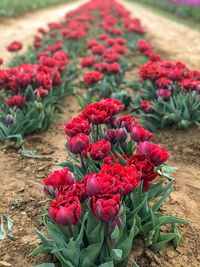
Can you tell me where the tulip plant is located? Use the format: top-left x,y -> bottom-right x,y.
32,99 -> 187,267
131,60 -> 200,131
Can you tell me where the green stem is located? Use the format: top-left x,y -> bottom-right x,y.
96,124 -> 99,141
68,225 -> 74,238
80,152 -> 86,173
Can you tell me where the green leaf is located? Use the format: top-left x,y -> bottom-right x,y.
111,225 -> 120,241
151,183 -> 173,212
31,228 -> 54,256
34,264 -> 55,267
0,217 -> 6,240
156,214 -> 188,225
19,149 -> 42,158
117,219 -> 139,261
151,233 -> 177,252
111,249 -> 122,261
77,95 -> 87,109
4,214 -> 16,240
173,224 -> 182,248
80,242 -> 104,267
98,261 -> 114,267
127,195 -> 148,222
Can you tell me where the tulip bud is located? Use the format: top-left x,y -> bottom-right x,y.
68,133 -> 90,154
115,128 -> 127,142
156,89 -> 171,100
104,129 -> 116,143
131,125 -> 153,143
5,114 -> 14,126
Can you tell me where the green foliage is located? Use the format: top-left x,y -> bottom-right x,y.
132,0 -> 200,22
131,80 -> 200,131
32,171 -> 187,267
0,0 -> 70,17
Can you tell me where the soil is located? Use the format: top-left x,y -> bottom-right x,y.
119,0 -> 200,70
0,1 -> 200,267
0,0 -> 88,62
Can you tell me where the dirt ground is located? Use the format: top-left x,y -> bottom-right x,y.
119,0 -> 200,70
0,0 -> 88,62
0,1 -> 200,267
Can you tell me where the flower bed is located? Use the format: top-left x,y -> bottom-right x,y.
32,98 -> 187,267
0,0 -> 149,146
131,55 -> 200,131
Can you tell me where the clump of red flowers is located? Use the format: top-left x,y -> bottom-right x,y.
6,41 -> 23,52
44,98 -> 170,229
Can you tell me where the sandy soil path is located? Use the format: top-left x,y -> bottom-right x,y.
119,0 -> 200,69
0,0 -> 88,62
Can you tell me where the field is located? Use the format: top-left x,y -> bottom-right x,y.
0,0 -> 199,267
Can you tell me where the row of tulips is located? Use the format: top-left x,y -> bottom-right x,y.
0,0 -> 149,147
33,98 -> 187,267
22,1 -> 188,267
131,56 -> 200,131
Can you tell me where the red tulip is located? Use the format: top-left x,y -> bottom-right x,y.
63,115 -> 91,137
89,194 -> 122,224
128,154 -> 157,191
155,77 -> 172,88
94,62 -> 108,72
84,71 -> 103,86
138,39 -> 152,52
111,115 -> 137,132
130,125 -> 154,143
68,133 -> 90,154
85,173 -> 121,196
91,45 -> 105,55
136,141 -> 170,166
107,63 -> 121,73
49,196 -> 82,226
104,129 -> 116,143
89,140 -> 111,160
100,163 -> 140,196
141,100 -> 153,113
156,89 -> 171,100
7,95 -> 26,109
81,57 -> 95,68
55,180 -> 86,203
6,41 -> 23,52
43,167 -> 74,188
115,128 -> 127,142
34,87 -> 48,98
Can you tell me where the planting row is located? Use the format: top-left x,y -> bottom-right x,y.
135,0 -> 200,21
32,98 -> 187,267
0,4 -> 199,149
0,0 -> 71,17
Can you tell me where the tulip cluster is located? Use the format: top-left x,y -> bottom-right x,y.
138,39 -> 161,62
76,0 -> 148,105
132,60 -> 200,130
34,98 -> 187,267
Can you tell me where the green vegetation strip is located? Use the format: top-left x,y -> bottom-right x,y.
0,0 -> 69,17
129,0 -> 200,30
